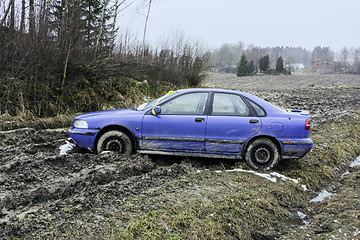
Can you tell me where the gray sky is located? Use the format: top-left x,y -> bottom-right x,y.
119,0 -> 360,51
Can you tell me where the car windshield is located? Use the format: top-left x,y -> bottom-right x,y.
135,91 -> 177,111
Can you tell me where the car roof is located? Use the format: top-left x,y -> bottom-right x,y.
175,88 -> 286,114
176,88 -> 245,94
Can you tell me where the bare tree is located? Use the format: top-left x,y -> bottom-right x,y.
95,0 -> 110,57
9,0 -> 14,29
142,0 -> 152,59
339,47 -> 349,70
0,0 -> 12,26
29,0 -> 35,39
20,0 -> 26,32
109,0 -> 133,56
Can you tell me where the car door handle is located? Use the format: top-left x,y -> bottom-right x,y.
249,119 -> 259,124
195,118 -> 205,123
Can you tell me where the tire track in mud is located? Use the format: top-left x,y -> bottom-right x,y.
0,128 -> 190,225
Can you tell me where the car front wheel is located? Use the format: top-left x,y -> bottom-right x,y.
245,138 -> 280,170
96,130 -> 133,155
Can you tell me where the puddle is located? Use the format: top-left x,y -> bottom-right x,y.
280,214 -> 306,232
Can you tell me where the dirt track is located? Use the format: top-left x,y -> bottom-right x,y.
1,72 -> 360,239
0,129 -> 191,228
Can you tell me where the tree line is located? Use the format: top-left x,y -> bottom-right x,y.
0,0 -> 209,117
210,43 -> 360,74
209,43 -> 311,73
236,54 -> 287,77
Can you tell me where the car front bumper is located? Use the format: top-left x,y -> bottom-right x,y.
68,127 -> 99,149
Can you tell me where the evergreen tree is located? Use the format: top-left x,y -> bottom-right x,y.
237,54 -> 248,77
259,54 -> 270,72
276,56 -> 284,73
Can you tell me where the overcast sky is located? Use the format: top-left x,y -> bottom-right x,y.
119,0 -> 360,51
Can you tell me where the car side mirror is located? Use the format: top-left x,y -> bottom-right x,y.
152,106 -> 161,115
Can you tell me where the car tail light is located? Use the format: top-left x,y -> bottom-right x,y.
305,119 -> 311,130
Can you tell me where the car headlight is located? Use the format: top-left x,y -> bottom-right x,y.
73,120 -> 88,129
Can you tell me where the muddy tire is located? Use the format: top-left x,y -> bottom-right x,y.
96,130 -> 133,155
245,138 -> 280,170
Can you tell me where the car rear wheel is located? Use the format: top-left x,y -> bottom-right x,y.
96,130 -> 133,155
245,138 -> 279,170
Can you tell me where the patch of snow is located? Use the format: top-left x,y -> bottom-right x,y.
297,211 -> 306,219
196,169 -> 210,173
350,156 -> 360,168
353,226 -> 360,237
310,189 -> 334,203
59,140 -> 75,155
297,211 -> 309,225
209,169 -> 310,188
341,171 -> 349,177
223,169 -> 277,182
270,172 -> 298,183
101,151 -> 111,155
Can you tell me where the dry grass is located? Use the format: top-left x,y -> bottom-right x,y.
0,112 -> 74,131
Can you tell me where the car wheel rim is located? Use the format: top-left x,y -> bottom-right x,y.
105,137 -> 124,153
254,147 -> 271,163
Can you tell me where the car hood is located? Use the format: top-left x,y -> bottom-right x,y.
75,109 -> 139,121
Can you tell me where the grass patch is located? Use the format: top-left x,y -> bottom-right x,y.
117,187 -> 289,239
0,112 -> 75,131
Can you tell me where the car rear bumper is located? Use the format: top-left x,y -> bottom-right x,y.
280,138 -> 313,159
68,127 -> 99,149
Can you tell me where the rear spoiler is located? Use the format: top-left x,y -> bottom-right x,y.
286,109 -> 309,116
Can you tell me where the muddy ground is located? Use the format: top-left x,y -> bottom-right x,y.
0,71 -> 360,239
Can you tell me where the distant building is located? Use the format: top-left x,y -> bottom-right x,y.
312,60 -> 335,73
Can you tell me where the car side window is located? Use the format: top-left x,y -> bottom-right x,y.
246,98 -> 266,117
212,93 -> 250,116
161,92 -> 208,115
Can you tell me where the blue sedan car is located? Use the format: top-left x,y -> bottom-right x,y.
68,88 -> 312,170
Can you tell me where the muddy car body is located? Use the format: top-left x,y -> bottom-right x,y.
68,88 -> 312,170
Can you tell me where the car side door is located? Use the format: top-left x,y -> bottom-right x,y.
141,92 -> 209,151
205,92 -> 262,153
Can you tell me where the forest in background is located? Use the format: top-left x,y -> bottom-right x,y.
0,0 -> 209,117
209,43 -> 360,74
